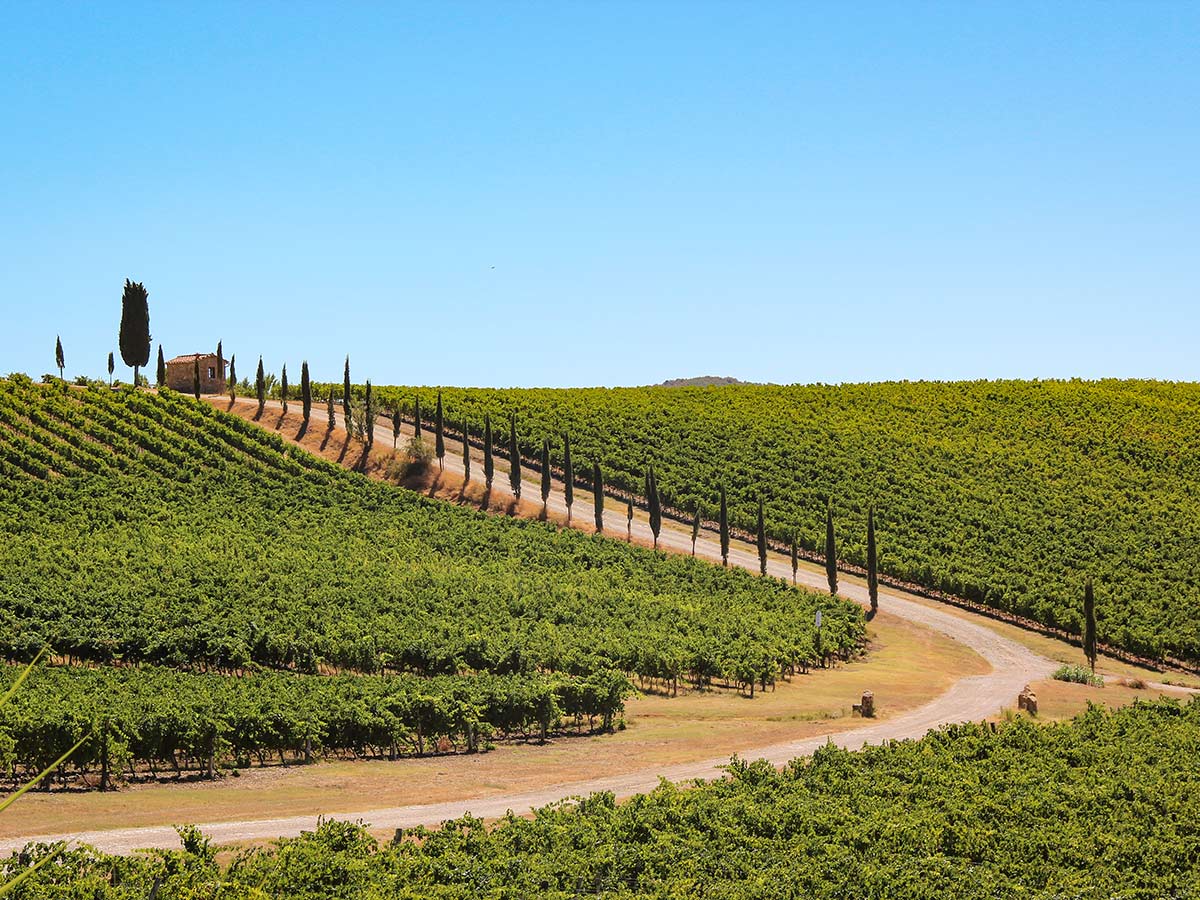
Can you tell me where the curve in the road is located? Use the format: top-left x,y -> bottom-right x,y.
1,403 -> 1060,854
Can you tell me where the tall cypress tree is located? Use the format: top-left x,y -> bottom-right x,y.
866,505 -> 879,617
107,352 -> 115,387
592,461 -> 604,533
392,406 -> 402,448
461,417 -> 471,483
483,414 -> 494,489
791,536 -> 799,585
824,501 -> 838,596
540,439 -> 551,511
300,361 -> 312,427
691,505 -> 701,556
118,279 -> 151,386
364,380 -> 375,448
413,396 -> 422,439
562,432 -> 574,523
255,357 -> 266,415
342,357 -> 352,434
228,355 -> 236,400
646,465 -> 661,549
280,364 -> 289,415
435,392 -> 445,470
215,341 -> 224,391
156,345 -> 166,387
55,336 -> 64,380
1083,577 -> 1097,672
508,416 -> 522,499
719,486 -> 729,566
326,386 -> 335,430
627,498 -> 634,541
192,357 -> 201,400
756,497 -> 767,575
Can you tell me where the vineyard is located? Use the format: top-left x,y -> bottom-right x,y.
366,380 -> 1200,664
0,376 -> 860,785
7,698 -> 1199,897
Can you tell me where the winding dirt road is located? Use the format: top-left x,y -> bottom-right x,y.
3,406 -> 1061,854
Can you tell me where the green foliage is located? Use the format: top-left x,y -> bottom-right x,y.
227,355 -> 236,400
592,460 -> 604,533
562,431 -> 573,517
483,414 -> 494,488
0,663 -> 631,784
300,361 -> 311,425
254,357 -> 265,412
280,363 -> 289,415
1053,665 -> 1104,686
11,700 -> 1200,897
1060,667 -> 1104,686
370,380 -> 1200,662
825,501 -> 837,595
155,345 -> 165,388
508,416 -> 521,498
1084,577 -> 1097,672
53,337 -> 63,380
0,377 -> 858,714
117,279 -> 150,380
646,464 -> 661,548
756,497 -> 766,575
867,505 -> 878,614
341,356 -> 351,431
434,392 -> 444,466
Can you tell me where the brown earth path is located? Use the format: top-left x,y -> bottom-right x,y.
2,398 -> 1169,854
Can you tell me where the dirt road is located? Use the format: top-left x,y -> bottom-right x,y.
1,404 -> 1061,854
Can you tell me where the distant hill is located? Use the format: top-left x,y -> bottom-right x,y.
658,376 -> 745,388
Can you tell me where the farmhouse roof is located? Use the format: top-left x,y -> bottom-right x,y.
166,353 -> 223,365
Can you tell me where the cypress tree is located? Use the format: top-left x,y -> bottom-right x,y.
301,361 -> 312,427
627,498 -> 634,541
824,501 -> 838,596
592,461 -> 604,533
255,357 -> 266,414
192,356 -> 201,400
540,438 -> 551,511
413,396 -> 422,439
326,386 -> 335,430
791,536 -> 799,585
719,486 -> 729,566
435,392 -> 445,470
867,505 -> 879,617
563,433 -> 574,524
280,364 -> 289,415
342,356 -> 352,434
483,414 -> 494,489
107,352 -> 115,387
156,345 -> 166,387
364,380 -> 375,448
228,355 -> 236,400
645,465 -> 661,549
118,279 -> 151,386
756,497 -> 767,576
392,406 -> 402,448
508,416 -> 522,499
1083,577 -> 1097,672
215,341 -> 224,390
55,336 -> 64,380
691,505 -> 701,556
462,417 -> 471,483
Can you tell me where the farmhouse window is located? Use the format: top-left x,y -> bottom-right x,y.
207,367 -> 215,378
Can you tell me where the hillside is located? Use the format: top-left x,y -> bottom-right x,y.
0,376 -> 861,788
365,380 -> 1200,664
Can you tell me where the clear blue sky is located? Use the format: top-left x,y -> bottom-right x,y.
3,2 -> 1197,387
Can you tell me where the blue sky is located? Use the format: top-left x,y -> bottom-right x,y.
3,2 -> 1197,387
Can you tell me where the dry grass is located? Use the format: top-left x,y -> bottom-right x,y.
1010,677 -> 1188,722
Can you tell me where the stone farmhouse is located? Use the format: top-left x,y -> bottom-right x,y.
165,353 -> 226,394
